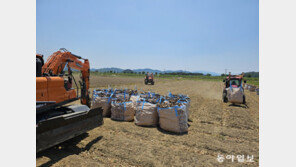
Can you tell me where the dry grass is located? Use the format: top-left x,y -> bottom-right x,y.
37,76 -> 259,167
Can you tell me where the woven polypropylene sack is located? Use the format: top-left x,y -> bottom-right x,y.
130,95 -> 142,109
256,88 -> 259,95
249,85 -> 256,92
226,87 -> 244,103
158,105 -> 188,133
91,96 -> 112,117
111,101 -> 135,121
135,101 -> 158,126
115,93 -> 130,101
178,100 -> 190,120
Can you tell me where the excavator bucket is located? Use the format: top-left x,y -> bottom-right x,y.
36,105 -> 103,153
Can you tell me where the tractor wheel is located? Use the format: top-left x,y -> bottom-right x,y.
243,95 -> 246,104
151,81 -> 154,85
145,80 -> 148,85
223,92 -> 227,103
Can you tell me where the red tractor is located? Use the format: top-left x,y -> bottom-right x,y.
144,73 -> 154,85
222,73 -> 246,104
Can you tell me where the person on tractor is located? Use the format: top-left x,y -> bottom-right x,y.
231,80 -> 237,86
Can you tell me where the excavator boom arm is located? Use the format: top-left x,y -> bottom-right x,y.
41,48 -> 90,106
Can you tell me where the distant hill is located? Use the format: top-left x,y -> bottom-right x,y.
133,68 -> 163,74
122,69 -> 134,73
164,70 -> 191,73
90,67 -> 123,73
192,71 -> 221,76
90,67 -> 220,75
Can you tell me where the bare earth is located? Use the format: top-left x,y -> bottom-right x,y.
37,76 -> 259,167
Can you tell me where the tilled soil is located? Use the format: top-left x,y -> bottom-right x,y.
37,77 -> 259,167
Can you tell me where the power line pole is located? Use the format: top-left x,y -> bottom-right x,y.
225,69 -> 228,75
225,69 -> 231,75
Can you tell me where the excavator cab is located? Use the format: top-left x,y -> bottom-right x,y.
36,54 -> 44,77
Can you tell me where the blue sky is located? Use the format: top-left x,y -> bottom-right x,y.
37,0 -> 258,74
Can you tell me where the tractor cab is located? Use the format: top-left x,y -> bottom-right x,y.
224,76 -> 246,88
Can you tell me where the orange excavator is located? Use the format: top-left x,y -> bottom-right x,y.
36,48 -> 103,153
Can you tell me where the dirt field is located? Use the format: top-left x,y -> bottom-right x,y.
37,76 -> 259,167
